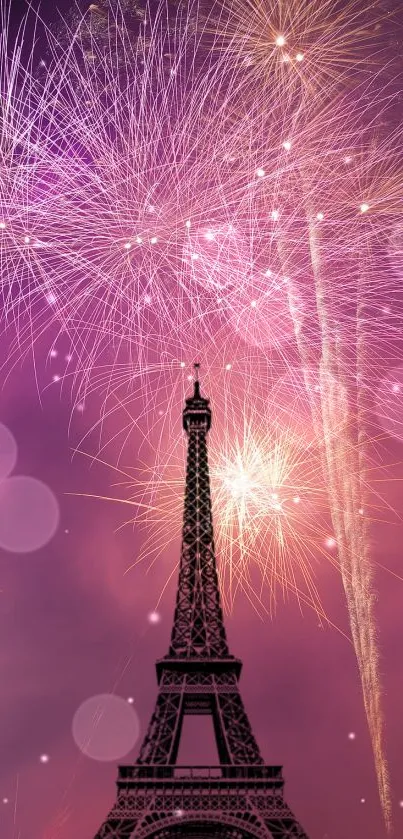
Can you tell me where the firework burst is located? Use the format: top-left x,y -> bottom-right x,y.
206,0 -> 395,99
75,396 -> 340,619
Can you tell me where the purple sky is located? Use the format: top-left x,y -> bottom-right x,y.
0,353 -> 402,839
1,2 -> 403,838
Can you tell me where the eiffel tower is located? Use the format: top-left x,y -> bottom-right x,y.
95,366 -> 311,839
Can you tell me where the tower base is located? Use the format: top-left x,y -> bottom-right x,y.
95,765 -> 309,839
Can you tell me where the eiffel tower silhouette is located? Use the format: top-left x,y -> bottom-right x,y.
95,367 -> 311,839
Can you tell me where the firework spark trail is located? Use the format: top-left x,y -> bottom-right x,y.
274,154 -> 393,829
356,251 -> 392,827
307,205 -> 393,828
275,150 -> 394,821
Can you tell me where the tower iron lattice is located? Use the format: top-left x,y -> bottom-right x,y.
95,367 -> 311,839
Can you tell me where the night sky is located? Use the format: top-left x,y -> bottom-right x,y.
2,369 -> 402,839
1,2 -> 403,839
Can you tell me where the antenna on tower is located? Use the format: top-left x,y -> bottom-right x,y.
194,362 -> 201,397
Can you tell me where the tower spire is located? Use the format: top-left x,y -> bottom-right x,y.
171,367 -> 226,657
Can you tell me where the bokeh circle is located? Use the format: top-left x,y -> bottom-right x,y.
0,476 -> 59,552
0,423 -> 18,479
72,693 -> 140,762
